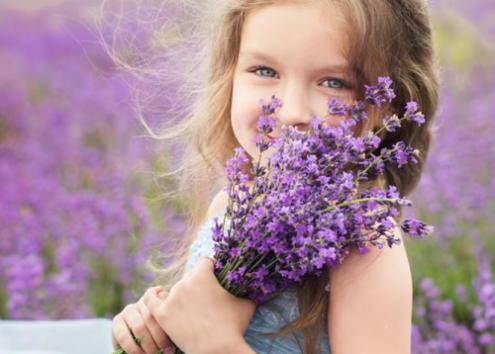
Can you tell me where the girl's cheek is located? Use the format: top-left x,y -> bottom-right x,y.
235,88 -> 271,122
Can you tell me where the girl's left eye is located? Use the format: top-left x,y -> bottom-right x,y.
250,65 -> 278,78
321,78 -> 348,89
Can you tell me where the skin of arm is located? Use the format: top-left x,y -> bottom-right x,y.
327,221 -> 413,354
144,258 -> 257,354
205,188 -> 230,221
142,188 -> 257,354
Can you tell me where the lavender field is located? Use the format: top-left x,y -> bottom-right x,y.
0,1 -> 494,353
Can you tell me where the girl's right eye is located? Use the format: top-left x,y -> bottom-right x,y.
250,65 -> 278,78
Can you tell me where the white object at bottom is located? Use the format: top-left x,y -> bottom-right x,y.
0,319 -> 114,354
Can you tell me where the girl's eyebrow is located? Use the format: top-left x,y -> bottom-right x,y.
239,50 -> 279,64
239,49 -> 350,74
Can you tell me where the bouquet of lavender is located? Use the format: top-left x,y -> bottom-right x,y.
115,77 -> 434,354
210,76 -> 432,304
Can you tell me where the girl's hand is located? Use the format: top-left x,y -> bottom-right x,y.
112,286 -> 175,354
144,257 -> 257,354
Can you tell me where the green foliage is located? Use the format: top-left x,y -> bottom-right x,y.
407,204 -> 493,326
87,259 -> 127,317
0,281 -> 8,319
433,12 -> 488,71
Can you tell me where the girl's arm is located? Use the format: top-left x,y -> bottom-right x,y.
327,222 -> 413,354
144,257 -> 257,354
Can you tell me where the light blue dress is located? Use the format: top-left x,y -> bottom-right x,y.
184,211 -> 332,354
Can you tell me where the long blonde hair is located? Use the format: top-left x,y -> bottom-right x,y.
107,0 -> 440,352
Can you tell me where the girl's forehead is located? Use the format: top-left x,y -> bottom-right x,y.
242,1 -> 348,35
239,2 -> 350,64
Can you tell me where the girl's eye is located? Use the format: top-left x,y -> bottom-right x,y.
251,65 -> 278,78
321,78 -> 348,90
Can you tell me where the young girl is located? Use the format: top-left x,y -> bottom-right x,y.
112,0 -> 439,353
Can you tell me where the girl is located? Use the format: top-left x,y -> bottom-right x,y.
112,0 -> 439,353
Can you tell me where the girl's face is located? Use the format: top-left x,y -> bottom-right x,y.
231,2 -> 356,163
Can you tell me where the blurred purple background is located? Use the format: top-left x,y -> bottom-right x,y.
0,1 -> 494,353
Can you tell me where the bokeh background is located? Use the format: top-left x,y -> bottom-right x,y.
0,0 -> 494,353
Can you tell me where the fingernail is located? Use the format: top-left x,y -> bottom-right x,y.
164,346 -> 176,354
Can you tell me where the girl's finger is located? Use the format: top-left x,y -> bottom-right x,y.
143,286 -> 166,315
112,312 -> 145,354
137,298 -> 174,350
124,306 -> 159,354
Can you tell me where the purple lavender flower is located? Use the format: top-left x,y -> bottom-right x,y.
383,114 -> 401,132
259,95 -> 282,114
253,106 -> 278,153
347,100 -> 369,124
256,114 -> 277,135
392,141 -> 419,168
364,76 -> 396,107
400,218 -> 434,239
327,98 -> 349,116
405,101 -> 426,125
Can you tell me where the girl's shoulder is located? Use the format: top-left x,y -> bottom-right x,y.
205,188 -> 229,222
185,189 -> 229,272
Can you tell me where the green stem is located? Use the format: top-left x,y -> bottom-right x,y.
323,197 -> 400,213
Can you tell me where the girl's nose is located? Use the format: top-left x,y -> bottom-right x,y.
275,85 -> 313,133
